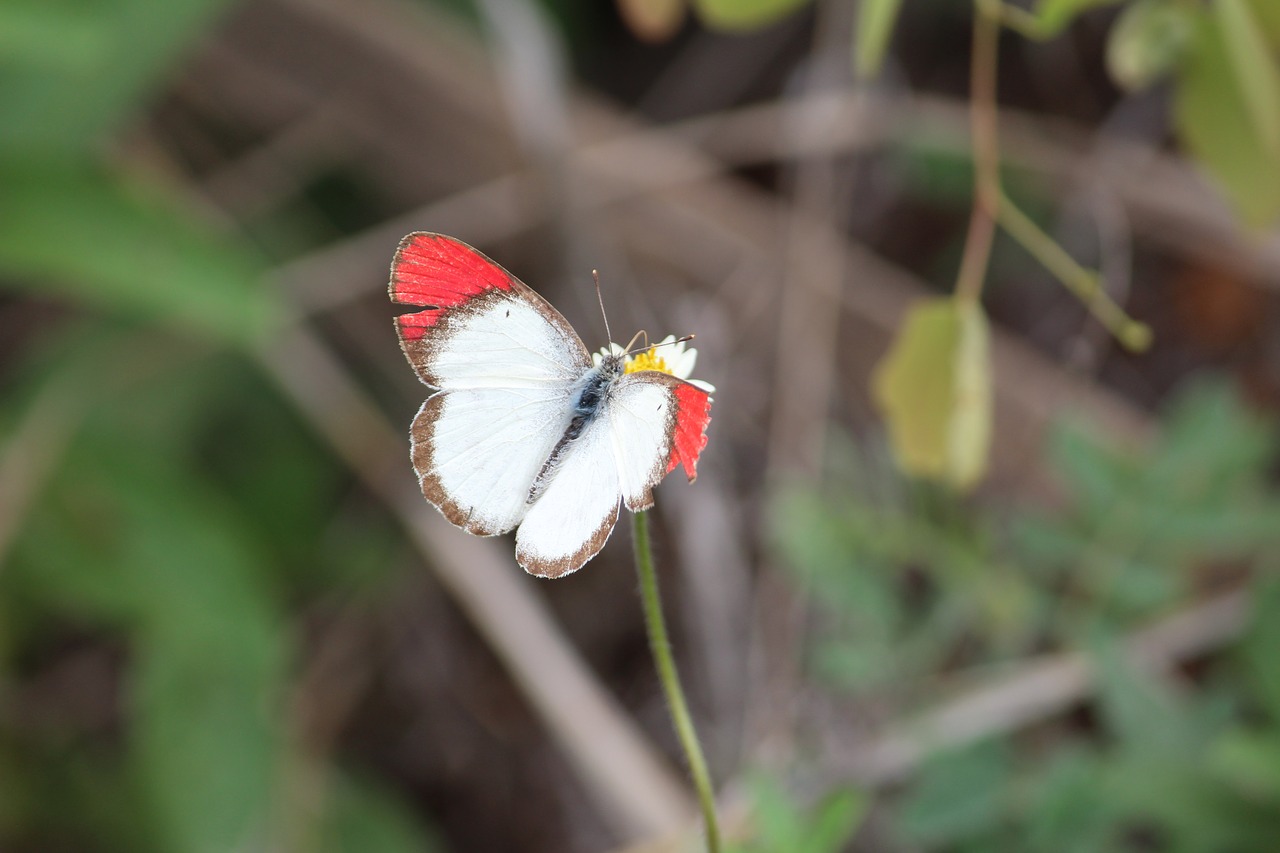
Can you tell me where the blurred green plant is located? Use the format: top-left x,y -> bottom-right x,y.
772,377 -> 1280,849
0,0 -> 442,849
727,772 -> 868,853
893,600 -> 1280,852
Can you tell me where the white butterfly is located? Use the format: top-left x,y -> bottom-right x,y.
390,233 -> 713,578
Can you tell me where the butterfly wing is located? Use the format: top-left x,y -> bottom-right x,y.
515,371 -> 712,578
391,233 -> 591,535
391,232 -> 591,389
610,371 -> 712,508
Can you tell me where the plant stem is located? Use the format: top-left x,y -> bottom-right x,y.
957,0 -> 1151,351
954,0 -> 1002,305
632,509 -> 720,853
996,193 -> 1153,352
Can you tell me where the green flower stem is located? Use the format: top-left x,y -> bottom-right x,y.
632,509 -> 721,853
995,193 -> 1153,352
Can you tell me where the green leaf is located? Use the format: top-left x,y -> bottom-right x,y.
1207,729 -> 1280,804
1033,0 -> 1124,38
9,421 -> 289,852
897,741 -> 1011,844
133,625 -> 283,853
1241,579 -> 1280,721
320,773 -> 445,853
854,0 -> 904,80
745,773 -> 807,851
0,160 -> 279,346
1091,636 -> 1194,753
1175,6 -> 1280,226
1025,750 -> 1115,852
803,787 -> 868,853
0,6 -> 112,71
739,774 -> 867,853
1046,420 -> 1130,520
0,0 -> 236,156
1106,0 -> 1195,91
1247,0 -> 1280,48
1216,0 -> 1280,155
691,0 -> 811,32
872,297 -> 992,491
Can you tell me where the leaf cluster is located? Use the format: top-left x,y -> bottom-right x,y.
771,377 -> 1280,849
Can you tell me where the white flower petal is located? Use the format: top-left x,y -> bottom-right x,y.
689,378 -> 716,394
673,348 -> 698,378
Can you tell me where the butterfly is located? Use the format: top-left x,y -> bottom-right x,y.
389,233 -> 713,578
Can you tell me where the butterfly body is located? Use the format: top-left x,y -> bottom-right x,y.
390,233 -> 712,578
529,354 -> 624,506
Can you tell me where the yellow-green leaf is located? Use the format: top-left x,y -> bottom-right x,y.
1215,0 -> 1280,156
691,0 -> 811,32
855,0 -> 904,80
1033,0 -> 1123,38
1247,0 -> 1280,48
616,0 -> 687,42
872,297 -> 992,491
1106,0 -> 1194,91
1175,7 -> 1280,226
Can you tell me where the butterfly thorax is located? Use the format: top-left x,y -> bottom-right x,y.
526,354 -> 625,505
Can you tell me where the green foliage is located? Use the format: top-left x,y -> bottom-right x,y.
872,297 -> 993,491
0,322 -> 427,849
855,0 -> 906,80
0,1 -> 441,849
0,159 -> 280,347
0,0 -> 234,157
1176,0 -> 1280,227
772,437 -> 1032,695
897,740 -> 1013,846
729,772 -> 868,853
773,376 -> 1280,850
1106,0 -> 1195,91
691,0 -> 812,32
1032,0 -> 1125,38
1018,380 -> 1280,624
319,773 -> 447,853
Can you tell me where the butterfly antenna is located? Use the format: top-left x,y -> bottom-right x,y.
593,269 -> 613,345
623,329 -> 648,354
626,333 -> 694,356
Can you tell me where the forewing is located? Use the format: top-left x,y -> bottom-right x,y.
515,416 -> 620,579
412,386 -> 571,536
609,372 -> 712,512
390,232 -> 590,388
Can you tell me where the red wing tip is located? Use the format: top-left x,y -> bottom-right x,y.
668,382 -> 711,482
389,232 -> 516,309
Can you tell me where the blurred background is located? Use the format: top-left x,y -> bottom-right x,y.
3,0 -> 1280,850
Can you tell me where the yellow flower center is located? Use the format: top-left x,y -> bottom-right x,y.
624,347 -> 670,375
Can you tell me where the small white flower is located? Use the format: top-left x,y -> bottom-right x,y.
595,334 -> 715,394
